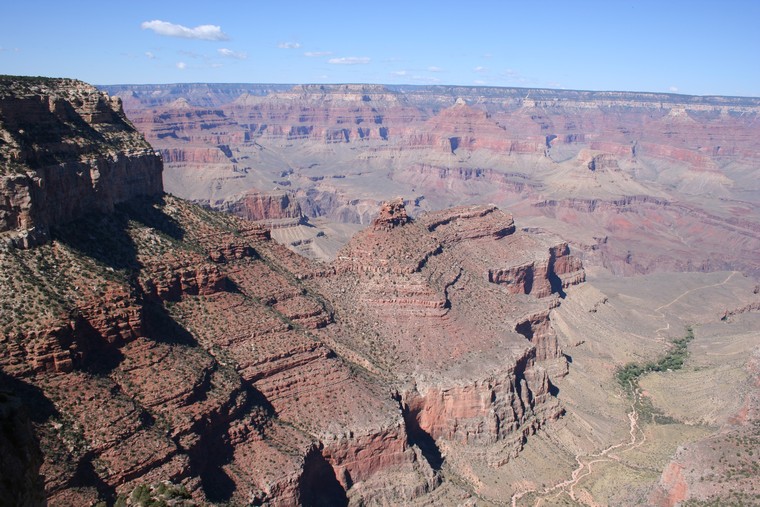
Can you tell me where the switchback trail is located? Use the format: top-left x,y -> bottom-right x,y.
511,271 -> 738,506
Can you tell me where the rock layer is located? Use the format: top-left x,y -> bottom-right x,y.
105,82 -> 760,276
1,77 -> 162,247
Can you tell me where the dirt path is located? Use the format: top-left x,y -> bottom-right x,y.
653,271 -> 737,334
510,391 -> 644,507
511,271 -> 739,506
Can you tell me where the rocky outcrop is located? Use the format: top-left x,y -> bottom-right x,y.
103,82 -> 760,278
217,190 -> 303,221
721,300 -> 760,321
422,204 -> 516,241
653,462 -> 688,506
372,197 -> 411,230
0,77 -> 163,247
317,200 -> 581,482
400,356 -> 561,450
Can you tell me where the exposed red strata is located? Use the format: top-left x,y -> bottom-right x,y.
401,359 -> 560,448
514,307 -> 563,362
0,78 -> 163,248
0,281 -> 145,377
108,83 -> 760,280
0,196 -> 431,505
222,84 -> 423,143
217,190 -> 303,221
402,99 -> 535,154
533,196 -> 760,276
0,192 -> 588,505
314,201 -> 582,463
139,260 -> 228,301
169,239 -> 435,505
112,84 -> 760,184
372,197 -> 411,230
652,462 -> 689,507
1,77 -> 601,504
122,84 -> 424,191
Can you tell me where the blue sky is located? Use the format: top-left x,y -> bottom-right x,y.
2,0 -> 759,96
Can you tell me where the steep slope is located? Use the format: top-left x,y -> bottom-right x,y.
104,83 -> 760,277
1,77 -> 588,505
0,193 -> 586,505
1,77 -> 162,248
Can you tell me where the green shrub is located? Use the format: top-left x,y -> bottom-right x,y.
616,326 -> 695,390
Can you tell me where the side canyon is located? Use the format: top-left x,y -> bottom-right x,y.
1,77 -> 758,506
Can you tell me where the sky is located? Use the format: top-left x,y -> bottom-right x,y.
2,0 -> 759,97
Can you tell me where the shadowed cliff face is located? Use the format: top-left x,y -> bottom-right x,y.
0,374 -> 46,505
0,77 -> 588,505
104,83 -> 760,277
0,77 -> 163,248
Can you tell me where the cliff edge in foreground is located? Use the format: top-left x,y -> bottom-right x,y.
0,77 -> 584,505
0,76 -> 162,248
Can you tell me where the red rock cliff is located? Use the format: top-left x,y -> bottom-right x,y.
0,77 -> 162,247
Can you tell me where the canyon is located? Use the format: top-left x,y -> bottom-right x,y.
103,83 -> 760,279
0,78 -> 580,505
0,76 -> 758,506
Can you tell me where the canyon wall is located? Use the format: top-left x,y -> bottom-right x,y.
1,77 -> 163,247
1,77 -> 587,505
103,83 -> 760,276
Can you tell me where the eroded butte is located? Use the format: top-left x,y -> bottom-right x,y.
1,77 -> 759,506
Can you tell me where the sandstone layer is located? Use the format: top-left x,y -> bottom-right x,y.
103,83 -> 760,277
1,77 -> 587,505
1,77 -> 162,248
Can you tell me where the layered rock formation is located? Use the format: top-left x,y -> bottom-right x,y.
1,77 -> 588,505
0,195 -> 582,504
318,201 -> 583,466
103,83 -> 760,277
1,77 -> 162,248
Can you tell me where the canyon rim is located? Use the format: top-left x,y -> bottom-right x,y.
1,75 -> 759,506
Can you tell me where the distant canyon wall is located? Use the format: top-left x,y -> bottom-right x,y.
103,82 -> 760,277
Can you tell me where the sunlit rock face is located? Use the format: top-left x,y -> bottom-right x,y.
1,77 -> 162,248
106,82 -> 760,276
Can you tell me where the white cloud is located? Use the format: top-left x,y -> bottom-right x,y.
328,56 -> 371,65
176,61 -> 187,70
145,51 -> 156,59
218,48 -> 247,59
473,79 -> 487,85
304,51 -> 332,57
391,70 -> 408,76
141,20 -> 228,41
427,66 -> 443,72
669,86 -> 679,92
278,42 -> 301,49
473,66 -> 487,73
